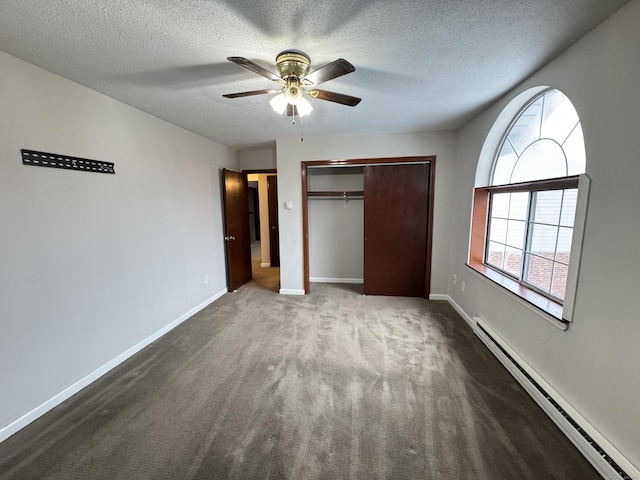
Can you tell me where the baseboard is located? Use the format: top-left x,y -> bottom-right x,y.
279,288 -> 305,295
428,293 -> 449,301
471,316 -> 639,480
0,288 -> 226,444
434,294 -> 476,330
260,262 -> 271,268
309,277 -> 363,284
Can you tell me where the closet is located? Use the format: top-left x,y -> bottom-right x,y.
302,157 -> 434,298
306,166 -> 365,285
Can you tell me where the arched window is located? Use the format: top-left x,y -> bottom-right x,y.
491,89 -> 585,185
469,89 -> 589,324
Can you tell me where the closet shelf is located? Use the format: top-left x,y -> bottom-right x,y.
307,190 -> 364,198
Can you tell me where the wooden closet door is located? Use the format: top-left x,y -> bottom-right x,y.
364,163 -> 429,297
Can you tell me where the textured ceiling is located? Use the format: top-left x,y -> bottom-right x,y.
0,0 -> 629,150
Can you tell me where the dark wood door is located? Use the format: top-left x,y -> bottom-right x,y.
267,175 -> 280,267
222,169 -> 252,291
364,163 -> 430,297
248,186 -> 260,241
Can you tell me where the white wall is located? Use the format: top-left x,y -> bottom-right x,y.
449,0 -> 640,469
238,148 -> 276,171
276,131 -> 456,295
0,52 -> 237,435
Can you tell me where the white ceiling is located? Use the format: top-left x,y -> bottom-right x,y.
0,0 -> 629,150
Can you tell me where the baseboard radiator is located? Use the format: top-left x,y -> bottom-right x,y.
472,317 -> 638,480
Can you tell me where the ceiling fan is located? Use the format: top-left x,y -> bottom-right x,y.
222,50 -> 361,117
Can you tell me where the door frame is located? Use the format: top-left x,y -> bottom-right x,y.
301,156 -> 436,297
244,169 -> 277,243
243,169 -> 279,268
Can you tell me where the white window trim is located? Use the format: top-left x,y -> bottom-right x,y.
561,173 -> 590,322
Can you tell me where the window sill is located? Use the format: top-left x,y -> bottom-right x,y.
466,262 -> 568,331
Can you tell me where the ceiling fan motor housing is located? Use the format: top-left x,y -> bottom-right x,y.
276,51 -> 310,105
275,51 -> 310,80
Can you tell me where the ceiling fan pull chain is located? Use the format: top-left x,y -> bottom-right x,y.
299,113 -> 304,141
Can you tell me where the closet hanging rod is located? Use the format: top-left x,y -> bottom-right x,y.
307,190 -> 364,198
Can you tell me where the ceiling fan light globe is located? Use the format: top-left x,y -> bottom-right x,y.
297,97 -> 313,117
269,93 -> 287,114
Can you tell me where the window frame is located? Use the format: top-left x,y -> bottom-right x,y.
483,175 -> 579,300
468,174 -> 590,328
489,87 -> 584,186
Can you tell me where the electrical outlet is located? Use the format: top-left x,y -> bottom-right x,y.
461,281 -> 466,292
204,274 -> 209,284
453,274 -> 457,285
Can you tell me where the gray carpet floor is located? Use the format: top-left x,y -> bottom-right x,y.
0,248 -> 600,479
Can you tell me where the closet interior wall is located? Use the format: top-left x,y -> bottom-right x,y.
307,167 -> 364,285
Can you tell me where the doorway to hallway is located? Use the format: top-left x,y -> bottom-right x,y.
246,169 -> 280,292
251,241 -> 280,292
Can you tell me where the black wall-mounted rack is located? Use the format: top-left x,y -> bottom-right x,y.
22,149 -> 115,174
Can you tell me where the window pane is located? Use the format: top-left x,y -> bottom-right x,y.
551,263 -> 569,300
507,97 -> 543,156
556,227 -> 573,265
511,139 -> 567,182
504,247 -> 523,277
491,89 -> 585,188
540,89 -> 580,144
563,124 -> 586,176
525,254 -> 553,292
532,190 -> 562,225
509,192 -> 529,221
560,189 -> 578,227
487,241 -> 505,269
491,193 -> 510,218
488,218 -> 507,244
506,219 -> 526,249
529,223 -> 558,260
492,143 -> 518,186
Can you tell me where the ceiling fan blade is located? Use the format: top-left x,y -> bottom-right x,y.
222,89 -> 280,99
227,57 -> 282,82
304,59 -> 355,86
308,89 -> 361,107
287,104 -> 298,117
